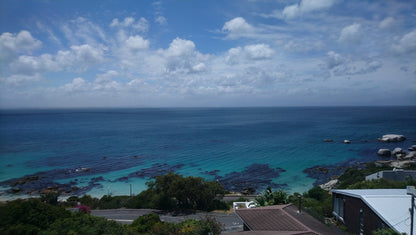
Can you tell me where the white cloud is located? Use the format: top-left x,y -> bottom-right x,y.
165,37 -> 195,57
125,35 -> 150,51
225,44 -> 274,63
2,73 -> 42,86
225,47 -> 243,64
93,76 -> 122,92
10,54 -> 58,75
0,30 -> 42,63
244,44 -> 274,60
326,51 -> 345,69
282,0 -> 337,20
56,44 -> 105,71
192,63 -> 207,73
62,77 -> 89,93
324,51 -> 382,76
155,16 -> 167,25
110,17 -> 149,32
222,17 -> 255,39
391,29 -> 416,55
338,23 -> 362,43
379,17 -> 396,30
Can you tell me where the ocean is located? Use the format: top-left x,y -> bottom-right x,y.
0,106 -> 415,199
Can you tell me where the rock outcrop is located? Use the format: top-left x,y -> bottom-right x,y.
377,149 -> 391,157
378,134 -> 406,142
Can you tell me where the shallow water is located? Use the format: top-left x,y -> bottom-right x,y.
1,106 -> 415,198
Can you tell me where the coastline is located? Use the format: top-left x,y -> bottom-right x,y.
1,107 -> 415,201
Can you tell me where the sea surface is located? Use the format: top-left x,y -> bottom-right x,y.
0,106 -> 415,199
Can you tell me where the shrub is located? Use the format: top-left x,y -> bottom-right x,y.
0,199 -> 71,234
129,213 -> 162,233
42,212 -> 131,235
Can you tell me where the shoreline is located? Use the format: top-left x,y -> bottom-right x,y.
1,135 -> 415,201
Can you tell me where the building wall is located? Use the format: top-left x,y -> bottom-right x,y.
333,193 -> 389,235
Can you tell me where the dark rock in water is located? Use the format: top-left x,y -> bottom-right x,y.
115,163 -> 185,181
303,159 -> 366,187
377,149 -> 391,157
214,164 -> 286,193
323,139 -> 334,142
201,170 -> 221,176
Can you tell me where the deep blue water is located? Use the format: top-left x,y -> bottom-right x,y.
0,107 -> 415,197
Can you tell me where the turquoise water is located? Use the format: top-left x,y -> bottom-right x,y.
0,107 -> 415,197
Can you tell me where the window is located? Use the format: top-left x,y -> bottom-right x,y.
333,194 -> 345,221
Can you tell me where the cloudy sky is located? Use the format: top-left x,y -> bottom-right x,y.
0,0 -> 415,108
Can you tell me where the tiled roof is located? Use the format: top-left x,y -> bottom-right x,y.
235,204 -> 320,234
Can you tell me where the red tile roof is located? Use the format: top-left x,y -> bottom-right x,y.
235,204 -> 320,235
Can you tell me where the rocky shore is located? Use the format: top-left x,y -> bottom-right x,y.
307,134 -> 416,189
1,134 -> 415,198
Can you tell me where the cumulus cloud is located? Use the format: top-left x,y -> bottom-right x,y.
244,44 -> 274,60
110,17 -> 149,32
326,51 -> 345,69
282,0 -> 337,20
324,51 -> 382,76
391,29 -> 416,54
165,37 -> 195,57
2,73 -> 42,86
62,77 -> 89,93
10,54 -> 58,75
56,44 -> 105,71
125,35 -> 150,51
222,17 -> 255,39
338,23 -> 362,43
0,30 -> 42,63
225,44 -> 274,64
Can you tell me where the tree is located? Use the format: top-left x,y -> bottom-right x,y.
0,199 -> 71,234
137,172 -> 226,211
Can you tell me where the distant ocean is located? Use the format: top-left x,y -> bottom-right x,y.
1,107 -> 415,199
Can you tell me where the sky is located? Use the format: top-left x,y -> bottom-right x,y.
0,0 -> 415,108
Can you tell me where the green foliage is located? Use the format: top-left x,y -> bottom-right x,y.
129,213 -> 161,233
0,199 -> 71,235
348,177 -> 416,189
337,167 -> 367,189
42,212 -> 131,235
0,198 -> 131,235
196,216 -> 224,235
129,214 -> 224,235
306,186 -> 330,201
98,195 -> 132,209
255,187 -> 288,206
132,172 -> 227,211
372,228 -> 404,235
40,192 -> 59,205
78,194 -> 100,209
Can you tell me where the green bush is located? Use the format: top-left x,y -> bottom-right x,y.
129,213 -> 161,233
255,187 -> 288,206
0,199 -> 71,235
42,212 -> 131,235
129,214 -> 224,235
131,172 -> 226,211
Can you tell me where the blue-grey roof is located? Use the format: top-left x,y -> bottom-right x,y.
332,189 -> 413,234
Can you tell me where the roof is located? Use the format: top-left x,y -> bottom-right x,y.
332,189 -> 413,234
365,170 -> 416,181
234,204 -> 319,235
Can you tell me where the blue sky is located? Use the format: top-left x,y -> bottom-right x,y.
0,0 -> 415,108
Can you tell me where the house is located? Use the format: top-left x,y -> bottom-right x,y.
365,169 -> 416,182
332,189 -> 414,235
232,204 -> 346,235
